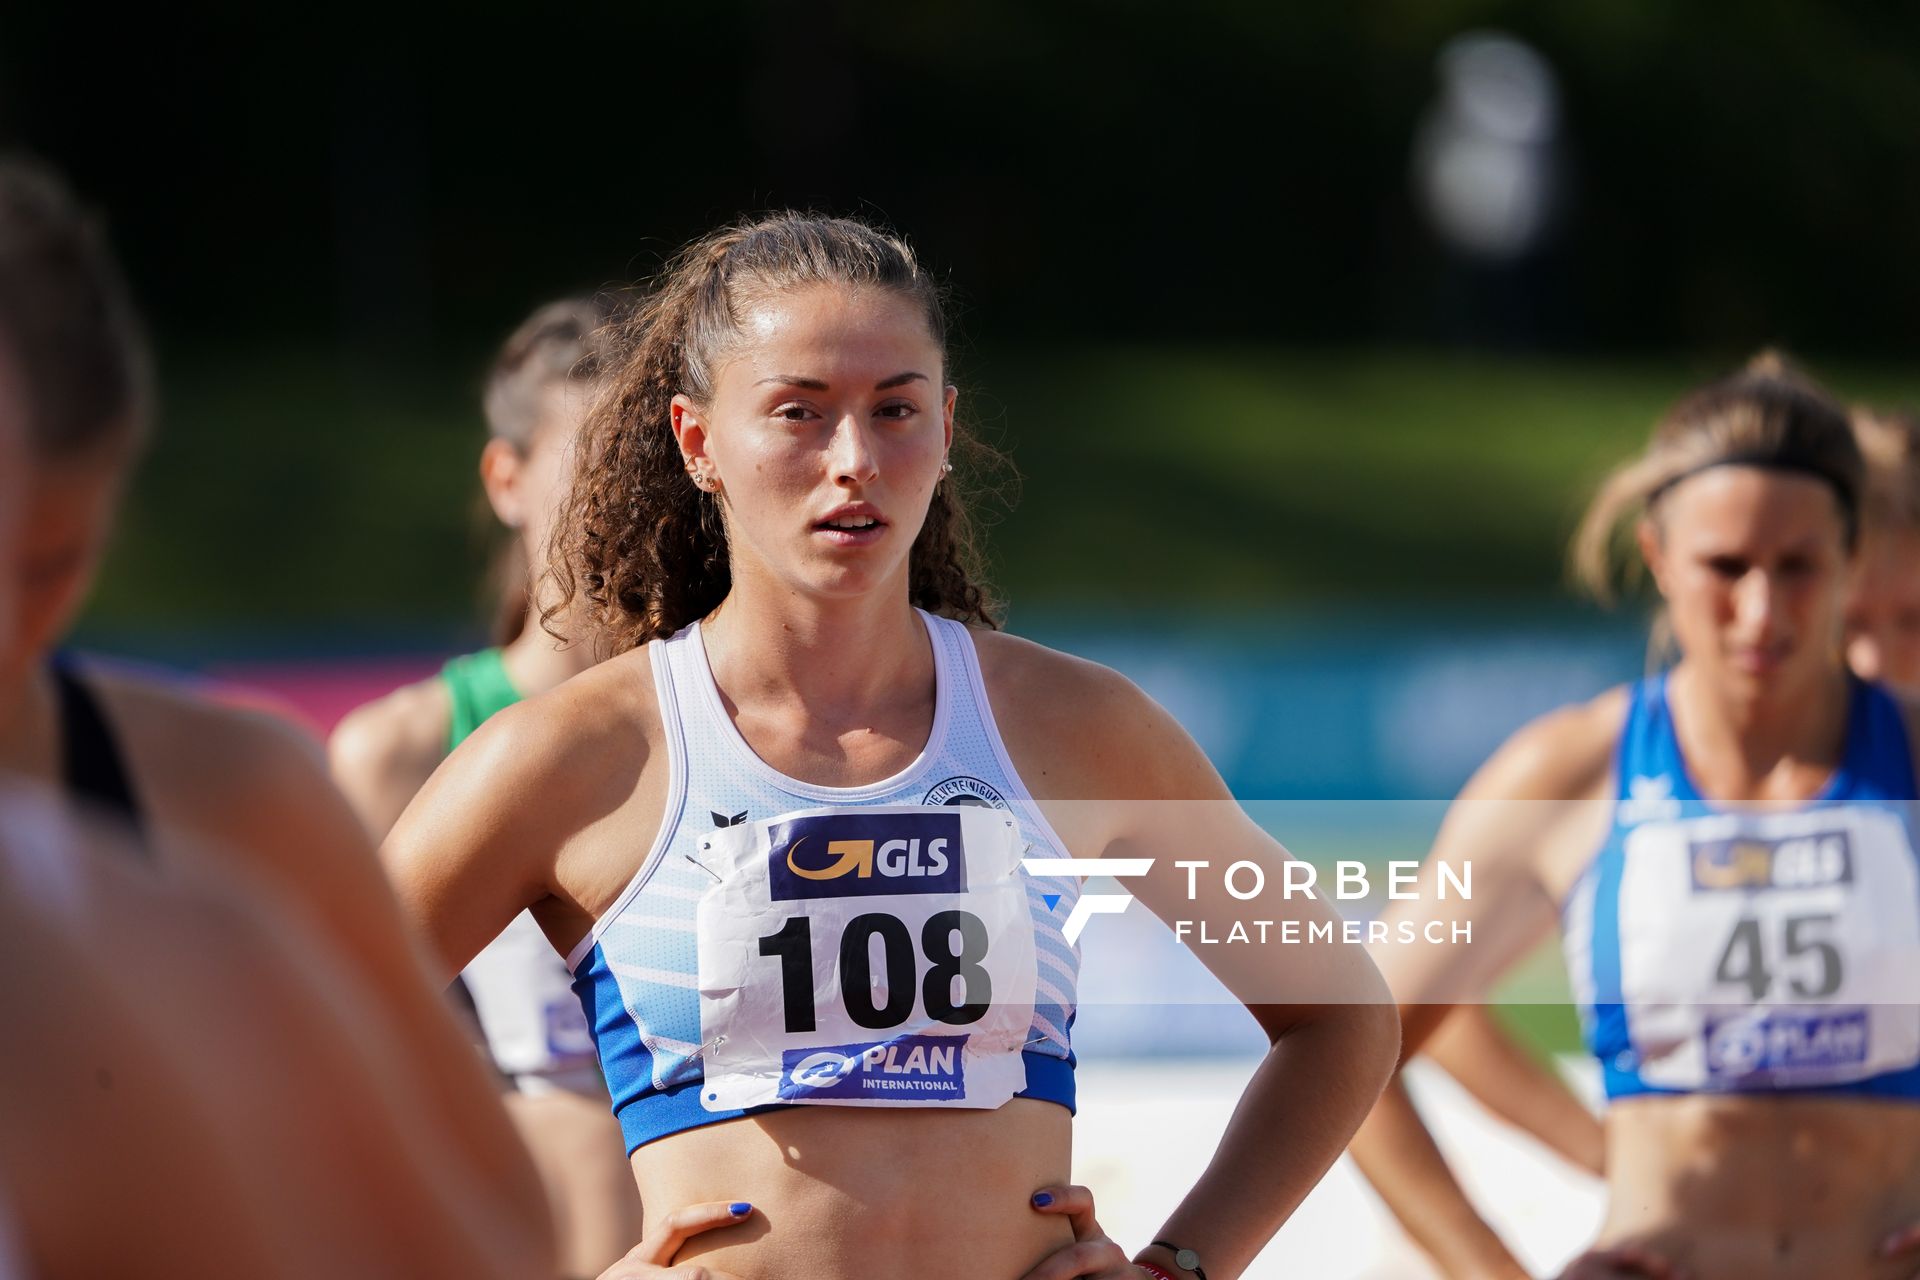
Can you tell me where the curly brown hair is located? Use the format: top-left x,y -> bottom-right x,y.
547,213 -> 1003,655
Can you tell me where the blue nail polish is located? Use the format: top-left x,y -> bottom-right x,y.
1031,1192 -> 1053,1207
729,1202 -> 752,1217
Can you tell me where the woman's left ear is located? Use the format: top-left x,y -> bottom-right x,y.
942,384 -> 957,455
479,437 -> 527,529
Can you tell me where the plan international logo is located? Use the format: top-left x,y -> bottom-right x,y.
779,1034 -> 968,1101
767,811 -> 968,902
1704,1008 -> 1869,1081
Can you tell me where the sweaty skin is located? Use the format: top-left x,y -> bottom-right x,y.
388,637 -> 1081,1278
388,623 -> 1397,1279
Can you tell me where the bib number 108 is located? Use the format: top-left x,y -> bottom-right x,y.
758,910 -> 992,1033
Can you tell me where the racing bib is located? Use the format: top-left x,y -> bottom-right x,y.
692,805 -> 1038,1112
1615,804 -> 1920,1090
465,910 -> 596,1074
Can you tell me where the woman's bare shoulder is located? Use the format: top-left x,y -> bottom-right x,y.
85,668 -> 342,829
969,628 -> 1138,710
436,645 -> 663,815
969,628 -> 1225,801
1467,685 -> 1629,804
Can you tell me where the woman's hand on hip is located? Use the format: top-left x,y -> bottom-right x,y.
1018,1184 -> 1153,1280
594,1201 -> 755,1280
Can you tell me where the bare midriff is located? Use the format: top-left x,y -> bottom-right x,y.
629,1098 -> 1075,1278
1595,1094 -> 1920,1279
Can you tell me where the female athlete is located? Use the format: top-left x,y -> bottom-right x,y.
382,213 -> 1401,1280
1349,359 -> 1920,1280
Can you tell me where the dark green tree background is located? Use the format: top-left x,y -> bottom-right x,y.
7,2 -> 1918,635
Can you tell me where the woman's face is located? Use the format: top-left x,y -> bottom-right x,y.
1640,465 -> 1855,699
483,380 -> 589,564
672,284 -> 954,606
3,451 -> 124,698
1845,523 -> 1920,696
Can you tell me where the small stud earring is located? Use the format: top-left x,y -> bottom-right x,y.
941,459 -> 954,475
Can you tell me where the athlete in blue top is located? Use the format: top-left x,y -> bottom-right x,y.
1372,398 -> 1920,1251
382,213 -> 1400,1280
1351,358 -> 1920,1280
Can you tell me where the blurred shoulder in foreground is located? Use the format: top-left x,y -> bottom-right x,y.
0,782 -> 557,1279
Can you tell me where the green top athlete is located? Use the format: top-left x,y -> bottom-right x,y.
329,298 -> 642,1278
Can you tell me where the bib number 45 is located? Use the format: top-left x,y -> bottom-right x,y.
1714,912 -> 1843,1001
758,910 -> 993,1033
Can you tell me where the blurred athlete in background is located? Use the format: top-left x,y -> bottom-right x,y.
1847,407 -> 1920,696
0,153 -> 554,1274
1351,358 -> 1920,1280
1371,387 -> 1920,1277
330,298 -> 643,1278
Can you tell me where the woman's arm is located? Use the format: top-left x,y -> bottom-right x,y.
378,670 -> 654,979
327,677 -> 453,842
1425,1004 -> 1604,1176
986,639 -> 1400,1280
106,682 -> 557,1270
1105,719 -> 1401,1280
1349,698 -> 1619,1280
0,793 -> 564,1280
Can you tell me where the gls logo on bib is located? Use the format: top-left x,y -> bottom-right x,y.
767,811 -> 968,902
1689,828 -> 1854,892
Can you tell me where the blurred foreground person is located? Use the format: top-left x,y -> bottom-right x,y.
0,155 -> 553,1272
1352,357 -> 1920,1280
0,791 -> 555,1278
384,212 -> 1400,1280
331,298 -> 642,1277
